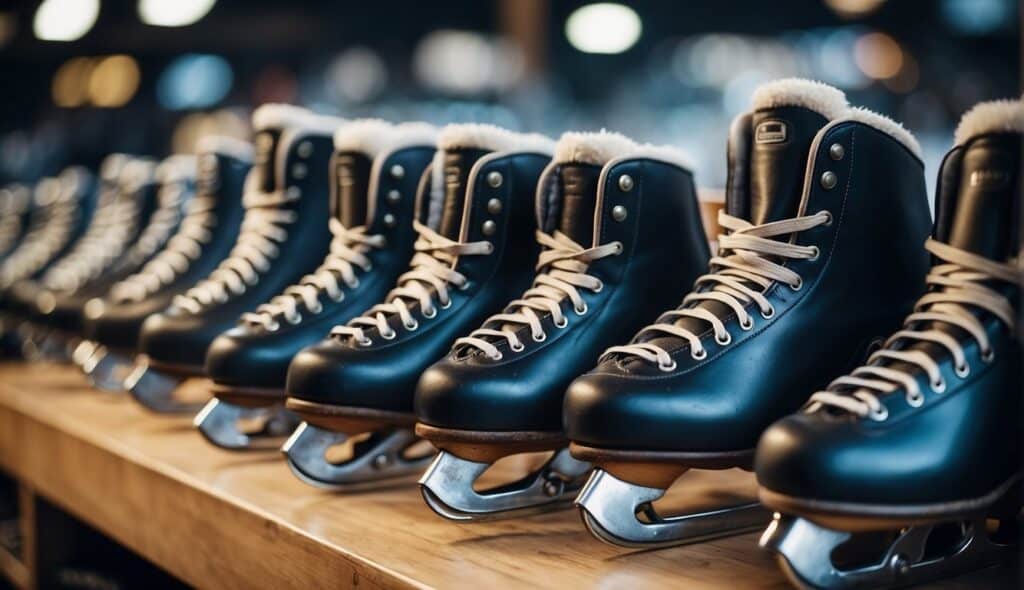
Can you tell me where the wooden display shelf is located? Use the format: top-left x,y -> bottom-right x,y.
0,361 -> 1017,589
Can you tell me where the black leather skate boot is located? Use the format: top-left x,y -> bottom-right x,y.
415,131 -> 711,521
80,139 -> 251,392
757,99 -> 1023,590
564,79 -> 934,549
195,120 -> 437,450
0,166 -> 98,355
282,124 -> 553,488
126,105 -> 344,413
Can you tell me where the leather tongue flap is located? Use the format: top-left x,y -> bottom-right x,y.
333,151 -> 373,228
947,134 -> 1021,261
747,106 -> 830,225
432,147 -> 493,239
253,129 -> 282,193
553,164 -> 602,245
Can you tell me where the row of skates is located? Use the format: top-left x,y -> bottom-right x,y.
0,78 -> 1019,589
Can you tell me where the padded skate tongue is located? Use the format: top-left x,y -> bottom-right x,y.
747,106 -> 830,224
945,133 -> 1021,261
436,148 -> 493,239
333,151 -> 373,228
556,164 -> 601,244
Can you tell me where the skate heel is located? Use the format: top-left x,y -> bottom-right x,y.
576,468 -> 768,549
195,398 -> 299,451
418,447 -> 590,522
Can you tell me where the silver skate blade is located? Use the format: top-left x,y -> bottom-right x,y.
576,468 -> 769,549
418,448 -> 592,522
83,349 -> 134,393
124,362 -> 200,414
762,513 -> 1016,590
282,422 -> 434,490
195,398 -> 300,451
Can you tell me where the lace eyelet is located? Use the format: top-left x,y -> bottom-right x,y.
358,337 -> 373,347
266,321 -> 280,332
440,298 -> 453,309
739,317 -> 754,331
510,341 -> 525,352
405,319 -> 419,331
287,313 -> 302,325
715,332 -> 732,346
310,303 -> 323,314
955,363 -> 970,378
658,359 -> 677,372
459,281 -> 472,292
821,210 -> 833,226
532,332 -> 546,343
554,316 -> 568,328
808,246 -> 820,261
612,241 -> 624,254
907,392 -> 925,407
790,278 -> 803,291
869,406 -> 889,421
490,352 -> 503,361
381,329 -> 396,340
574,302 -> 588,316
931,379 -> 946,394
760,306 -> 776,320
691,348 -> 707,361
348,278 -> 360,289
981,348 -> 995,363
331,292 -> 345,302
592,281 -> 604,293
422,307 -> 437,319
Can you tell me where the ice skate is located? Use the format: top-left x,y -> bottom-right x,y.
283,124 -> 554,488
756,98 -> 1023,589
564,78 -> 934,549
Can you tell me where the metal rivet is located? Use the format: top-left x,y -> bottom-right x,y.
287,186 -> 301,199
297,141 -> 313,158
829,143 -> 844,160
487,198 -> 502,214
820,171 -> 838,190
387,190 -> 401,204
383,213 -> 396,227
390,164 -> 405,179
482,220 -> 497,235
612,205 -> 628,222
618,174 -> 634,192
486,171 -> 503,188
292,163 -> 307,179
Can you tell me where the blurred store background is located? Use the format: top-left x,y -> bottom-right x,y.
0,0 -> 1019,196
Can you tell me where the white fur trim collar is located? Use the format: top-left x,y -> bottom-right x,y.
954,99 -> 1024,145
252,103 -> 345,134
552,130 -> 692,170
751,78 -> 849,120
437,123 -> 554,155
333,119 -> 438,158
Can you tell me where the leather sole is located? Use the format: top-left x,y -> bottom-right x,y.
285,397 -> 416,435
759,474 -> 1023,532
415,423 -> 565,463
569,442 -> 755,488
209,383 -> 285,408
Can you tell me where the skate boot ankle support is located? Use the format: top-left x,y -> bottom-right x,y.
128,105 -> 344,413
81,138 -> 253,392
755,97 -> 1023,590
197,119 -> 438,450
415,130 -> 711,521
283,123 -> 554,488
564,78 -> 933,549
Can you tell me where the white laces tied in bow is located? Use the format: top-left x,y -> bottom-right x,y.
603,209 -> 830,370
172,192 -> 299,314
110,195 -> 216,303
454,230 -> 621,360
808,239 -> 1018,421
241,218 -> 385,330
331,220 -> 492,345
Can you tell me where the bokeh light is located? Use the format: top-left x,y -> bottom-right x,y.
565,3 -> 642,54
88,55 -> 141,108
33,0 -> 100,41
52,57 -> 97,107
414,30 -> 524,94
854,32 -> 904,80
138,0 -> 217,27
157,54 -> 233,110
326,47 -> 389,104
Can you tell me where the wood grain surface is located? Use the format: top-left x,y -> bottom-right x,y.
0,361 -> 1017,589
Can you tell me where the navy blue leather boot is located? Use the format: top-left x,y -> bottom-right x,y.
282,124 -> 554,488
126,105 -> 344,413
79,139 -> 252,392
195,120 -> 437,450
564,79 -> 934,549
757,98 -> 1023,590
415,131 -> 711,521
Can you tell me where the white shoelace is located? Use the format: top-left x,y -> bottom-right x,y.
0,189 -> 77,288
604,209 -> 830,370
172,191 -> 298,314
110,195 -> 216,303
240,218 -> 385,330
331,220 -> 492,345
454,230 -> 622,360
0,188 -> 29,256
807,239 -> 1018,421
